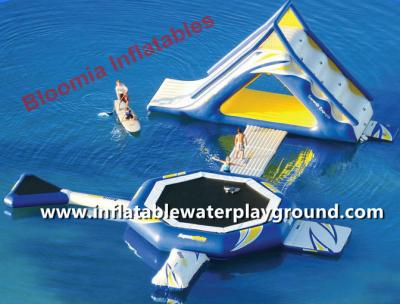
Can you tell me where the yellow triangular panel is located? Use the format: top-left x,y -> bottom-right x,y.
278,8 -> 304,29
258,32 -> 287,52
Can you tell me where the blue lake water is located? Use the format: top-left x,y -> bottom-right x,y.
0,0 -> 399,303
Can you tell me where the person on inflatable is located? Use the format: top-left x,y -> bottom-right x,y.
125,107 -> 135,121
212,156 -> 242,173
234,128 -> 247,160
116,80 -> 129,109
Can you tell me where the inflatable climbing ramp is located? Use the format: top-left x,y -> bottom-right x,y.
148,1 -> 397,143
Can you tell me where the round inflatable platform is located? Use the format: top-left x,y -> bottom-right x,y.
128,170 -> 295,258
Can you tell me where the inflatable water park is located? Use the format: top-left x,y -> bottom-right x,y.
148,2 -> 397,143
2,1 -> 398,301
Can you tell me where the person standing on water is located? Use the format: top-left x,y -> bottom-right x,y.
116,80 -> 129,109
234,128 -> 247,160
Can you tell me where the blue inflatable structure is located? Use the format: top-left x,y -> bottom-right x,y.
148,1 -> 397,143
129,170 -> 293,258
4,170 -> 351,290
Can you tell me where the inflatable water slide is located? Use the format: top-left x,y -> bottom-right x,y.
148,1 -> 397,143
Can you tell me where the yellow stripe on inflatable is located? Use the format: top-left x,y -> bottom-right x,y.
167,267 -> 178,288
327,58 -> 341,73
272,64 -> 292,72
220,88 -> 317,128
373,125 -> 392,141
163,171 -> 186,179
316,240 -> 327,251
310,233 -> 329,252
178,233 -> 208,242
305,37 -> 365,99
135,217 -> 161,223
308,39 -> 364,99
163,173 -> 176,179
88,194 -> 103,199
322,223 -> 334,235
381,125 -> 392,141
232,226 -> 263,251
348,81 -> 363,97
255,51 -> 284,63
258,32 -> 287,52
191,236 -> 207,242
303,248 -> 318,253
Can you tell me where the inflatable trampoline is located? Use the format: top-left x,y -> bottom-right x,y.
129,170 -> 291,257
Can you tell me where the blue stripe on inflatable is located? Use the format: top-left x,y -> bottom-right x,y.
4,192 -> 69,208
3,173 -> 70,208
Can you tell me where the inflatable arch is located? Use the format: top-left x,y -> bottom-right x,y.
148,1 -> 396,143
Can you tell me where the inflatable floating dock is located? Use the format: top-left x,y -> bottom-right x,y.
148,1 -> 397,143
224,125 -> 287,176
4,171 -> 351,290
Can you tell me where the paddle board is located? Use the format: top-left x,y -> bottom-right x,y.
114,100 -> 141,133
